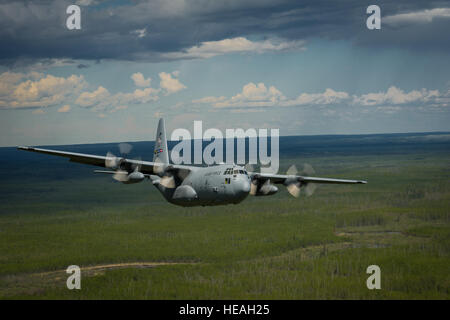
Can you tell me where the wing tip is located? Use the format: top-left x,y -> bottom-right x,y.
17,146 -> 34,151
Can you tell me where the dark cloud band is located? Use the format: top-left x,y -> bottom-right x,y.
0,0 -> 449,65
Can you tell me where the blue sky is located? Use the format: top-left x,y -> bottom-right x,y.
0,1 -> 449,146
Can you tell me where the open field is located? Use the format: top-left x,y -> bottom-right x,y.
0,133 -> 449,299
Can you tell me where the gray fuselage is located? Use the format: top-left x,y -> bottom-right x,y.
155,164 -> 251,207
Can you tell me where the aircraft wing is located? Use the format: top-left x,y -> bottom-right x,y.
248,172 -> 367,185
17,146 -> 195,177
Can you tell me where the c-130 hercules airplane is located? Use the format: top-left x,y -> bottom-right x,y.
18,119 -> 366,207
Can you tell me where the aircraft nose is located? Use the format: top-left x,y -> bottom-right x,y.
236,179 -> 250,194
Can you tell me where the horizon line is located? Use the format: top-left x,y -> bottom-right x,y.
2,130 -> 450,148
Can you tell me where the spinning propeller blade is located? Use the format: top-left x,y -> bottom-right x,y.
285,163 -> 318,197
160,175 -> 176,188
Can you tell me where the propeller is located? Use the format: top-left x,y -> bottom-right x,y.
246,162 -> 318,197
304,181 -> 317,197
300,163 -> 318,196
259,179 -> 274,195
152,161 -> 179,189
285,163 -> 318,197
159,174 -> 176,188
250,180 -> 258,195
245,164 -> 259,195
244,164 -> 275,196
105,151 -> 121,170
105,143 -> 145,183
105,143 -> 133,169
112,170 -> 129,182
302,163 -> 315,176
118,142 -> 133,156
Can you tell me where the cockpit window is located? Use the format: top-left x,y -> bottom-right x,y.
224,169 -> 247,175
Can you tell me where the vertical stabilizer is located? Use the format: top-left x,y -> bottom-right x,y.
153,118 -> 169,164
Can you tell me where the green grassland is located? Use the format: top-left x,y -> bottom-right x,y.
0,150 -> 449,299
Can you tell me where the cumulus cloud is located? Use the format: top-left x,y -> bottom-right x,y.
195,83 -> 348,108
0,72 -> 26,96
159,71 -> 186,94
164,37 -> 306,60
0,70 -> 183,112
75,85 -> 160,111
236,82 -> 284,101
0,72 -> 87,109
74,70 -> 182,111
281,88 -> 349,107
193,82 -> 448,111
131,72 -> 151,87
75,86 -> 110,108
353,86 -> 440,106
116,87 -> 160,104
211,82 -> 285,108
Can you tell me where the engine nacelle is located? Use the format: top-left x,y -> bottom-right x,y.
122,171 -> 145,184
256,184 -> 278,196
172,185 -> 198,201
106,156 -> 125,171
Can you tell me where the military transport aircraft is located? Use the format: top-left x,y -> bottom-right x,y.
18,119 -> 366,207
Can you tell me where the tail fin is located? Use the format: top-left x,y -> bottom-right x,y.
153,118 -> 169,164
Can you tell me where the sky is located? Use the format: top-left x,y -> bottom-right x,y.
0,0 -> 449,146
